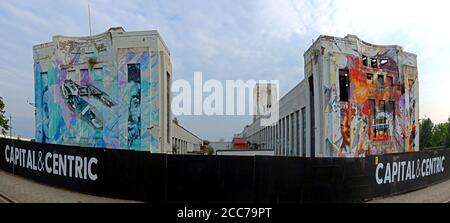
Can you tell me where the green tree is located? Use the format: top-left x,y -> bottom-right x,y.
206,145 -> 214,155
0,96 -> 9,135
419,118 -> 433,149
430,122 -> 449,147
446,118 -> 450,148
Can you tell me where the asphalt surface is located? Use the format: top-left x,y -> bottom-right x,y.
0,170 -> 140,203
369,179 -> 450,203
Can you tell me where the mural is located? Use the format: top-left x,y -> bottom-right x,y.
34,33 -> 161,151
325,45 -> 418,157
127,63 -> 141,149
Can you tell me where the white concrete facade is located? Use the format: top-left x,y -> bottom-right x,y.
171,121 -> 203,154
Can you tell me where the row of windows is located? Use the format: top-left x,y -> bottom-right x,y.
172,137 -> 188,154
362,55 -> 389,68
339,69 -> 394,102
247,107 -> 307,157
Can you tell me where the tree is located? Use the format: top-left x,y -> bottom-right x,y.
430,122 -> 448,147
446,117 -> 450,148
206,145 -> 214,155
419,118 -> 433,149
0,96 -> 9,135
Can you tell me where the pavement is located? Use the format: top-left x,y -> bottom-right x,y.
0,170 -> 140,203
369,179 -> 450,203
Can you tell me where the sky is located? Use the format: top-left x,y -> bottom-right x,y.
0,0 -> 450,141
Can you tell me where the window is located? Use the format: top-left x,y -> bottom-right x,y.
369,99 -> 376,137
387,101 -> 395,126
376,100 -> 387,128
379,59 -> 389,67
277,120 -> 281,155
371,58 -> 378,68
167,72 -> 171,143
339,69 -> 350,101
301,107 -> 306,157
286,116 -> 290,155
362,55 -> 368,66
282,118 -> 285,155
377,75 -> 384,91
296,110 -> 300,156
291,113 -> 294,156
379,100 -> 386,115
366,73 -> 373,84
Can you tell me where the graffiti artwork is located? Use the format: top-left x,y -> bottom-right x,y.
61,79 -> 116,129
33,28 -> 162,151
325,43 -> 419,157
127,63 -> 141,149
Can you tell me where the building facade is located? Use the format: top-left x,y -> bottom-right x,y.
242,35 -> 419,157
171,120 -> 203,154
33,27 -> 173,152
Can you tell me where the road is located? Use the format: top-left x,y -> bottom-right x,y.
369,179 -> 450,203
0,170 -> 140,203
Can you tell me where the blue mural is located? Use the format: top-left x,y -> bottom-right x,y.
127,63 -> 141,149
33,33 -> 161,151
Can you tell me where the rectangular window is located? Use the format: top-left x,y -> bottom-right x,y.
308,76 -> 315,158
379,100 -> 386,121
127,63 -> 141,149
362,55 -> 368,66
286,116 -> 289,156
379,59 -> 389,68
296,110 -> 300,156
291,113 -> 294,156
283,117 -> 287,155
339,69 -> 350,101
277,120 -> 281,155
376,100 -> 387,139
366,73 -> 373,82
378,75 -> 384,91
301,107 -> 306,157
371,58 -> 378,68
369,99 -> 376,137
387,101 -> 395,126
167,72 -> 171,143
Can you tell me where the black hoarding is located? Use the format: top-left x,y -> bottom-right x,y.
366,149 -> 449,198
1,138 -> 449,203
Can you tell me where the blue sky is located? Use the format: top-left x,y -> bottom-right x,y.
1,0 -> 450,141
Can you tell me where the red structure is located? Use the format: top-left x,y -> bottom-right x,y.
232,136 -> 249,150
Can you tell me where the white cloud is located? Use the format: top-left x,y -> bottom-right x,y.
1,0 -> 449,138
